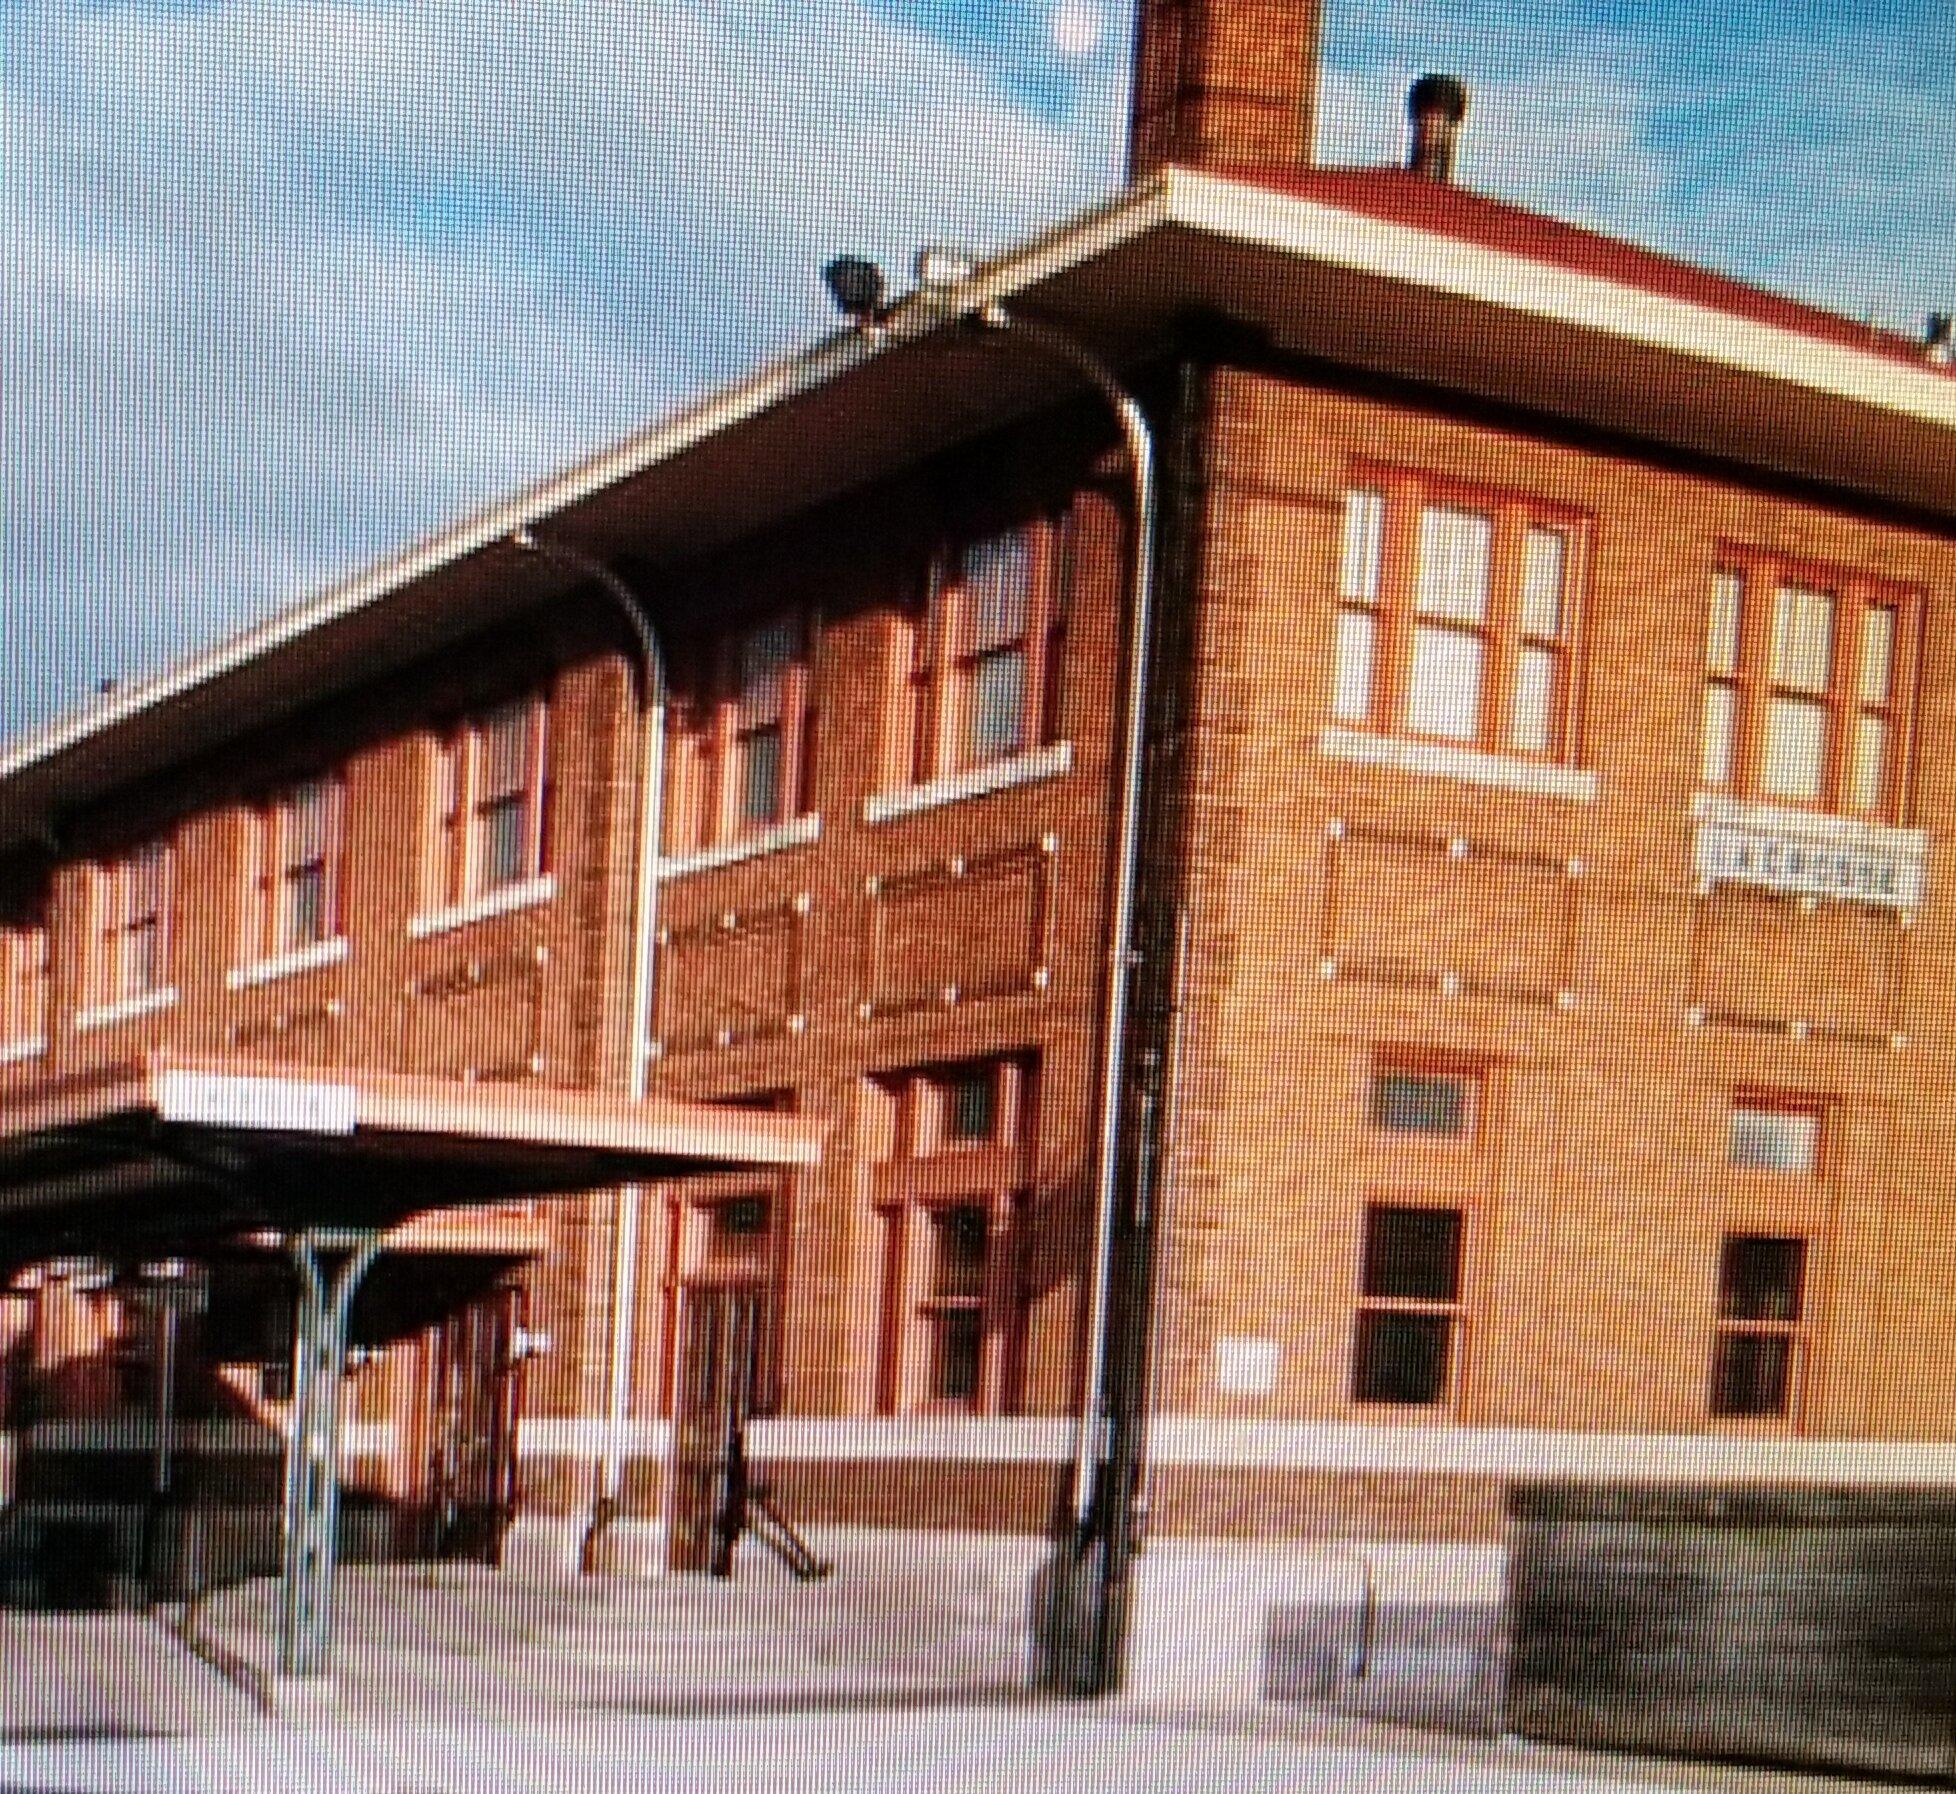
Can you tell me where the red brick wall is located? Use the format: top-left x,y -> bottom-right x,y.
1146,366 -> 1956,1491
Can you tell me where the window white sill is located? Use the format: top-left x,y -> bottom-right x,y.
75,986 -> 179,1033
407,873 -> 556,941
225,935 -> 350,991
1319,727 -> 1598,802
656,814 -> 821,881
0,1035 -> 45,1068
863,741 -> 1074,825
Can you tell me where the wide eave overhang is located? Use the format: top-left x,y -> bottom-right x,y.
5,166 -> 1952,849
0,1051 -> 822,1253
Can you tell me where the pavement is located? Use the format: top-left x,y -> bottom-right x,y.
0,1563 -> 1926,1793
0,1702 -> 1925,1794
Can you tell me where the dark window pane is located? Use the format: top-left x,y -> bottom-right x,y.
740,726 -> 783,824
931,1205 -> 988,1300
932,1309 -> 983,1402
705,1197 -> 771,1270
1372,1068 -> 1476,1137
285,864 -> 327,947
1710,1333 -> 1795,1417
1351,1310 -> 1452,1405
478,795 -> 527,890
944,1071 -> 995,1142
1361,1206 -> 1462,1302
1718,1235 -> 1805,1322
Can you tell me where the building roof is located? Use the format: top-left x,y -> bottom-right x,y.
4,165 -> 1951,852
1230,165 -> 1947,376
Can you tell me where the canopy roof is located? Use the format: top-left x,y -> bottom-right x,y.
0,1051 -> 820,1258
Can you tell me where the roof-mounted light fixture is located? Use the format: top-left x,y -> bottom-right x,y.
913,245 -> 977,293
822,255 -> 890,328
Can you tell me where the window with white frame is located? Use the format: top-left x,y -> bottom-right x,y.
868,1055 -> 1035,1413
92,841 -> 174,1005
669,611 -> 814,854
429,697 -> 550,909
1333,475 -> 1582,759
246,776 -> 345,960
900,520 -> 1068,784
1701,554 -> 1915,818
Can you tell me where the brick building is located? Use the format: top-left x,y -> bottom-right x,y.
2,0 -> 1955,1730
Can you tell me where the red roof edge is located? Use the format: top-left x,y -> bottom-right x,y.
1212,164 -> 1947,376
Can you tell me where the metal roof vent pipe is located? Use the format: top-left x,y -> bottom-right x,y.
1407,74 -> 1469,182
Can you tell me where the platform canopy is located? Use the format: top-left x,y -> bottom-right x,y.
0,1049 -> 820,1260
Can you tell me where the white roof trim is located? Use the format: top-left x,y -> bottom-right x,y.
1164,167 -> 1956,429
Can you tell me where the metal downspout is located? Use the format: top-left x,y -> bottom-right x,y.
971,305 -> 1160,1541
510,528 -> 667,1571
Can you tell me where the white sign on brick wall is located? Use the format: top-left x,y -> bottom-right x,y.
156,1071 -> 358,1136
1214,1335 -> 1280,1397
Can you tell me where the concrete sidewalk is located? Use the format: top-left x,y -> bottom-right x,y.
0,1702 -> 1919,1794
0,1611 -> 260,1742
173,1534 -> 1037,1725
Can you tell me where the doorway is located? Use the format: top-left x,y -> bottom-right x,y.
670,1281 -> 767,1575
424,1281 -> 526,1564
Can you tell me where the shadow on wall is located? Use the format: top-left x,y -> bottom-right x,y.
0,1252 -> 527,1610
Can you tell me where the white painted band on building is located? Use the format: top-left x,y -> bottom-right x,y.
1146,1418 -> 1956,1484
21,1418 -> 396,1455
516,1413 -> 1956,1484
515,1418 -> 672,1459
514,1416 -> 1071,1463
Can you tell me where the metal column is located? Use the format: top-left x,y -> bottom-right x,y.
278,1228 -> 382,1678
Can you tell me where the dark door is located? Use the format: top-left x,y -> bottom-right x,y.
670,1283 -> 766,1574
426,1283 -> 525,1564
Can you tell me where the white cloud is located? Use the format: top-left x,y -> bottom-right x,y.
0,0 -> 1123,736
2,0 -> 1945,744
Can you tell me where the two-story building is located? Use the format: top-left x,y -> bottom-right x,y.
2,0 -> 1954,1746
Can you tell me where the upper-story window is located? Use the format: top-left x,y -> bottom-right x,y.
92,841 -> 175,1004
1701,554 -> 1916,819
0,916 -> 49,1051
670,611 -> 814,853
901,520 -> 1068,783
247,776 -> 345,959
1333,475 -> 1583,760
429,697 -> 551,908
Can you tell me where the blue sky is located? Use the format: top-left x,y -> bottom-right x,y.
2,0 -> 1950,740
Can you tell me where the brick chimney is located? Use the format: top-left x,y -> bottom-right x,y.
1128,0 -> 1324,179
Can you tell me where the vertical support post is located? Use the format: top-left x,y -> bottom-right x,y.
276,1229 -> 382,1678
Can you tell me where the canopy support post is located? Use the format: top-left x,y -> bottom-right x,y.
277,1227 -> 382,1679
